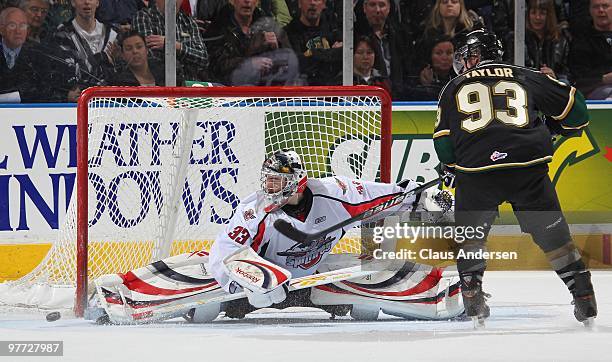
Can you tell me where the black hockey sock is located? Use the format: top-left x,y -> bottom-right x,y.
456,239 -> 487,277
545,243 -> 587,293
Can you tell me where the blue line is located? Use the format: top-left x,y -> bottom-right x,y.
586,100 -> 612,105
393,101 -> 438,106
0,103 -> 76,108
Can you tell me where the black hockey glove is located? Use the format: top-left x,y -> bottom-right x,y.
439,164 -> 456,188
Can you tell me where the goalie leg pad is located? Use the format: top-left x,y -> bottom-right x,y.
310,261 -> 464,320
93,251 -> 225,324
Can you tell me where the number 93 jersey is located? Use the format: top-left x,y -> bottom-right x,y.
434,63 -> 589,173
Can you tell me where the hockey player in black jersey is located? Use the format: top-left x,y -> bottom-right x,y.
433,28 -> 597,326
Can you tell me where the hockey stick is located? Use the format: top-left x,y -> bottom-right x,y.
273,178 -> 441,245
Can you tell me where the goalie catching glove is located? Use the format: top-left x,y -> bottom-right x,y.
223,246 -> 292,308
417,187 -> 454,223
398,179 -> 454,223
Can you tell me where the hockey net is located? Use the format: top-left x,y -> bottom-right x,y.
0,86 -> 391,316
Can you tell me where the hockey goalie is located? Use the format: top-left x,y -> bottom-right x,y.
87,150 -> 464,324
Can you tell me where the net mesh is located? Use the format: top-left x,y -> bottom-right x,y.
0,93 -> 385,310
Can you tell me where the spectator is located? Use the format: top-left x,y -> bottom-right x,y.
19,0 -> 51,42
218,0 -> 292,27
284,0 -> 342,85
96,0 -> 144,31
403,0 -> 489,41
495,0 -> 570,64
0,7 -> 47,102
287,0 -> 338,28
422,0 -> 476,40
206,0 -> 298,85
355,0 -> 401,37
356,0 -> 412,99
417,0 -> 479,80
348,35 -> 390,92
409,35 -> 455,100
525,0 -> 570,83
53,0 -> 118,90
109,30 -> 182,86
132,0 -> 208,81
569,0 -> 612,99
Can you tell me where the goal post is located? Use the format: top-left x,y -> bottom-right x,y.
1,86 -> 392,317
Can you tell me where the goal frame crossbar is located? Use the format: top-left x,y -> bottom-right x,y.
75,85 -> 392,316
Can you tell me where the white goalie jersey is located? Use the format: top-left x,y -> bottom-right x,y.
209,176 -> 421,292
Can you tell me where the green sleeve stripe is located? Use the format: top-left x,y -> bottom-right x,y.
556,89 -> 589,128
434,137 -> 456,165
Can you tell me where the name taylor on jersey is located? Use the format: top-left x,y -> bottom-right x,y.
463,67 -> 514,79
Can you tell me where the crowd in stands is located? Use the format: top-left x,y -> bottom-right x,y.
0,0 -> 610,102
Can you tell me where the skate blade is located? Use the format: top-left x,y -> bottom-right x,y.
472,316 -> 486,329
582,317 -> 595,329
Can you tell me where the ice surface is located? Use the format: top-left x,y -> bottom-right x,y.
1,271 -> 610,362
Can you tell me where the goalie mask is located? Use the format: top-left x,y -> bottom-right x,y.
259,150 -> 307,212
452,28 -> 503,74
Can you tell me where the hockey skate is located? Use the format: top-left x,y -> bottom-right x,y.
572,271 -> 597,327
460,274 -> 490,329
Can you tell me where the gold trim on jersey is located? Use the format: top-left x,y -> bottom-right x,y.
551,86 -> 576,120
433,129 -> 451,138
454,156 -> 553,172
561,121 -> 589,130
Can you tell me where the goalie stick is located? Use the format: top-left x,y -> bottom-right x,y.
273,178 -> 441,245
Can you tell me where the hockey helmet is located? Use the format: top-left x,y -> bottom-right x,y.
259,149 -> 307,212
453,28 -> 503,74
